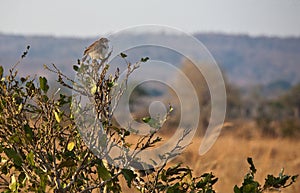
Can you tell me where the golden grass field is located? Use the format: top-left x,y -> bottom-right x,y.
123,120 -> 300,193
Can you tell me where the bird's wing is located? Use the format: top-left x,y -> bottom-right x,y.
83,40 -> 99,55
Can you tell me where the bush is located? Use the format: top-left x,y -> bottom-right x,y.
0,46 -> 298,192
234,158 -> 298,193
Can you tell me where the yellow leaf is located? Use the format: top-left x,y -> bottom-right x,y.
54,110 -> 61,123
90,84 -> 97,94
9,175 -> 17,191
67,142 -> 75,151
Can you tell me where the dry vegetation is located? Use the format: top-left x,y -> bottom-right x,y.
171,121 -> 300,193
120,59 -> 300,192
120,120 -> 300,193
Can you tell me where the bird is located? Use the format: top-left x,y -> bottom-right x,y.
82,37 -> 109,62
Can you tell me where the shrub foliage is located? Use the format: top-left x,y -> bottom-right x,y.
0,46 -> 298,192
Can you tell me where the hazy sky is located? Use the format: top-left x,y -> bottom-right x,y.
0,0 -> 300,37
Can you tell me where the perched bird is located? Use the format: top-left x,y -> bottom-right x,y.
82,37 -> 109,62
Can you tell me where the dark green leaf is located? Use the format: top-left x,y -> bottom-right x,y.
160,171 -> 167,182
141,57 -> 149,62
25,81 -> 36,97
291,175 -> 298,182
120,53 -> 127,58
107,81 -> 114,87
73,65 -> 79,71
63,150 -> 76,159
247,157 -> 257,174
41,95 -> 49,103
39,76 -> 49,93
58,158 -> 76,169
233,185 -> 241,193
21,45 -> 30,58
4,148 -> 23,167
242,183 -> 259,193
196,181 -> 206,188
0,66 -> 3,79
97,160 -> 111,180
18,172 -> 26,186
211,177 -> 219,185
20,77 -> 26,83
24,124 -> 34,141
124,130 -> 130,136
1,165 -> 8,175
121,169 -> 136,188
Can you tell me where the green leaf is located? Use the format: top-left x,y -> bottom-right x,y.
124,130 -> 130,136
26,151 -> 35,167
20,77 -> 26,83
121,169 -> 136,188
196,181 -> 206,188
57,94 -> 71,106
97,160 -> 111,181
233,185 -> 241,193
4,148 -> 22,167
107,81 -> 114,88
291,175 -> 298,182
18,172 -> 26,187
73,65 -> 79,71
120,52 -> 127,58
58,158 -> 76,169
211,177 -> 219,185
141,57 -> 149,62
21,45 -> 30,58
24,124 -> 34,141
41,95 -> 49,102
25,81 -> 36,97
242,183 -> 259,193
39,76 -> 49,93
142,117 -> 160,129
142,117 -> 151,123
0,66 -> 3,79
39,174 -> 46,192
67,142 -> 75,151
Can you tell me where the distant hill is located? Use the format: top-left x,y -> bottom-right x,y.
195,33 -> 300,86
0,33 -> 300,88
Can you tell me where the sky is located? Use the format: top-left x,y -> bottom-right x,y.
0,0 -> 300,38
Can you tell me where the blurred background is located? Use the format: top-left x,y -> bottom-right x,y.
0,0 -> 300,192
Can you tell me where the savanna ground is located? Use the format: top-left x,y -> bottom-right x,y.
122,120 -> 300,193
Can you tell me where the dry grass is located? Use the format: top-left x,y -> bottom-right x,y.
122,120 -> 300,193
174,136 -> 300,193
